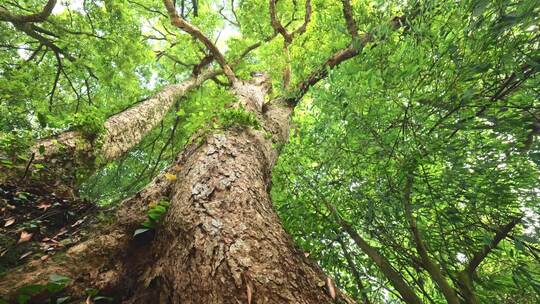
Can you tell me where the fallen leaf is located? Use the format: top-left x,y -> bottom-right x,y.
304,252 -> 310,258
18,231 -> 33,244
164,173 -> 177,181
133,228 -> 150,237
54,228 -> 68,238
37,202 -> 51,211
19,251 -> 32,260
71,219 -> 84,227
326,277 -> 336,299
4,217 -> 15,227
40,254 -> 49,262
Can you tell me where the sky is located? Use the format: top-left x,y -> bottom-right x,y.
52,0 -> 85,14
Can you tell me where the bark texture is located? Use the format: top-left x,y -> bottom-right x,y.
1,77 -> 353,304
122,77 -> 348,303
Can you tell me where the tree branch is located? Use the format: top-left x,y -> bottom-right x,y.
466,217 -> 521,275
48,52 -> 62,110
325,202 -> 423,304
230,0 -> 241,28
269,0 -> 311,42
334,231 -> 371,304
269,0 -> 312,88
269,0 -> 291,43
402,167 -> 460,304
454,218 -> 521,304
0,0 -> 56,23
218,5 -> 240,28
340,0 -> 358,39
163,0 -> 236,82
290,0 -> 312,40
286,1 -> 413,105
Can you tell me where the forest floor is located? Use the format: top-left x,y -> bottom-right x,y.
0,183 -> 98,275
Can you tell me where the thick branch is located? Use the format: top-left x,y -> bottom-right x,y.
100,69 -> 219,160
34,68 -> 219,163
326,202 -> 423,304
0,0 -> 56,23
0,69 -> 219,188
402,169 -> 460,304
466,217 -> 521,275
269,0 -> 291,43
269,0 -> 311,42
340,0 -> 358,39
163,0 -> 236,82
454,217 -> 520,304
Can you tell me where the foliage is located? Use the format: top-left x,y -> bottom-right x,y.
271,0 -> 540,302
0,130 -> 33,162
0,274 -> 72,304
219,107 -> 261,130
71,110 -> 106,141
133,200 -> 170,236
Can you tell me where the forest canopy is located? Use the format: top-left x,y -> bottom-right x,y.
0,0 -> 539,303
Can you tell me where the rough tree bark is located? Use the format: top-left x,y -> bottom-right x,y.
0,75 -> 353,304
122,77 -> 348,303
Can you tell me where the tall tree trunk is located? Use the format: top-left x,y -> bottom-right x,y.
122,78 -> 345,303
0,77 -> 353,304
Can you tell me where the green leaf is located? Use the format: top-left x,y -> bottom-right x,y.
16,295 -> 31,304
46,282 -> 65,293
93,296 -> 114,302
472,0 -> 490,16
48,274 -> 71,285
17,284 -> 45,296
147,211 -> 161,222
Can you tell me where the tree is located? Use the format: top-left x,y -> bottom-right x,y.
0,0 -> 538,303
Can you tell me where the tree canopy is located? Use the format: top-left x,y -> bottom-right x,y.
1,0 -> 539,303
